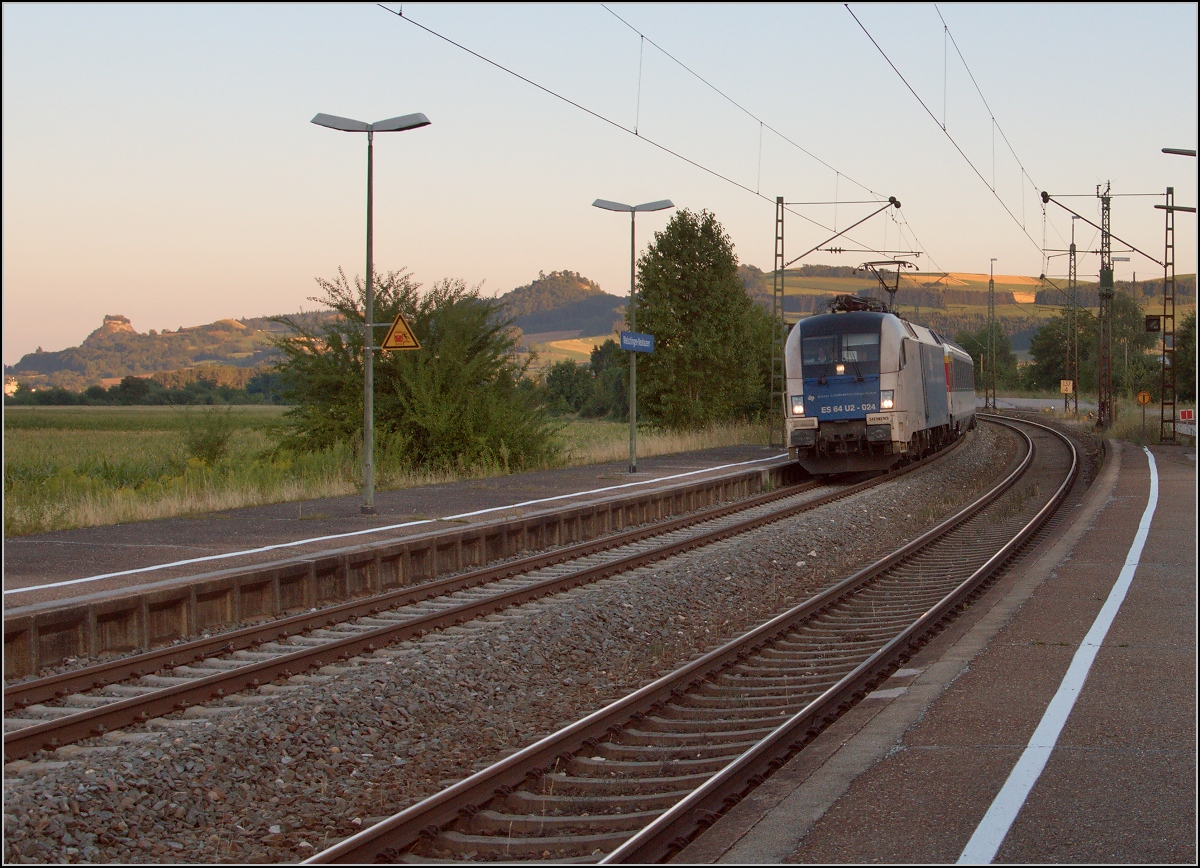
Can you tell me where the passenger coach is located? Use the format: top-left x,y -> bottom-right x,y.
783,298 -> 975,474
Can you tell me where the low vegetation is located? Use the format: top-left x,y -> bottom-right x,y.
3,406 -> 771,536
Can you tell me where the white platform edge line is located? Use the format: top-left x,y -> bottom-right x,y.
5,454 -> 784,596
957,446 -> 1160,864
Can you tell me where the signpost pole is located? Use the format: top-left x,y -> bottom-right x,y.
592,197 -> 673,474
1137,390 -> 1152,436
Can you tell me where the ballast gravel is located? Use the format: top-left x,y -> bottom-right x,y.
3,425 -> 1017,863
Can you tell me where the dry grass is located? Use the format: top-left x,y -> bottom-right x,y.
555,419 -> 771,466
1003,394 -> 1196,446
4,407 -> 773,536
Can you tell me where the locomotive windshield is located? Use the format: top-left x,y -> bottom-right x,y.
801,332 -> 881,375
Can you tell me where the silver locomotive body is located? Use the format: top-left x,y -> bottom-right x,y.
784,310 -> 975,474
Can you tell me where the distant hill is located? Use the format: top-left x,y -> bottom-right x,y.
17,268 -> 1186,391
513,293 -> 626,337
497,270 -> 624,338
498,270 -> 608,317
4,312 -> 335,391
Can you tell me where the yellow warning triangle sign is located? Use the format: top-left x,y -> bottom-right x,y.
380,312 -> 421,351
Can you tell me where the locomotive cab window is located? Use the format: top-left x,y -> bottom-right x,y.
802,336 -> 839,366
841,333 -> 881,375
802,332 -> 881,375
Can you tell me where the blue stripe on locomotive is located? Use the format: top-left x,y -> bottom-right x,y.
804,376 -> 880,420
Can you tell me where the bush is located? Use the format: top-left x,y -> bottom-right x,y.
272,269 -> 558,473
183,407 -> 235,464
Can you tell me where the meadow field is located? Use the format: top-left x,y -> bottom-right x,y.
3,406 -> 770,536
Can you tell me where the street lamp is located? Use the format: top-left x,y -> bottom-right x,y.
592,198 -> 674,473
312,112 -> 430,514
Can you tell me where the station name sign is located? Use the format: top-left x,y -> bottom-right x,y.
620,331 -> 654,353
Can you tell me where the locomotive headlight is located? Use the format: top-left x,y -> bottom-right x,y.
835,363 -> 845,374
880,390 -> 894,409
790,395 -> 805,416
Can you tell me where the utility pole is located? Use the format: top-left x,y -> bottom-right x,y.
771,196 -> 786,448
986,258 -> 997,410
1096,182 -> 1114,429
1065,217 -> 1079,415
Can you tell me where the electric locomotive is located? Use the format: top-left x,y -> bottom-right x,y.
784,295 -> 975,474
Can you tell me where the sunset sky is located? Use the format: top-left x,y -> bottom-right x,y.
3,3 -> 1196,365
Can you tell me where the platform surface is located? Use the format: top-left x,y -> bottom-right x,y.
681,439 -> 1196,864
3,445 -> 783,603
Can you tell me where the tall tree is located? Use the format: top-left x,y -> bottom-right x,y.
634,209 -> 769,428
1174,308 -> 1196,402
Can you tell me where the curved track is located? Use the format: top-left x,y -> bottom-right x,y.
308,416 -> 1078,864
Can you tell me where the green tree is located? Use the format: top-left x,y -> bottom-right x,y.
581,339 -> 627,420
544,360 -> 591,414
272,269 -> 556,472
633,209 -> 769,428
954,323 -> 1019,390
1176,308 -> 1196,402
1025,290 -> 1158,395
116,375 -> 151,404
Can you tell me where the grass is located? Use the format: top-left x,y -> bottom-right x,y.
524,333 -> 616,369
994,390 -> 1196,446
3,406 -> 772,537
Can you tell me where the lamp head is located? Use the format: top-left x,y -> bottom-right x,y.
312,113 -> 430,133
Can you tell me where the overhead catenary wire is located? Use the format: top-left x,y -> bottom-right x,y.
602,3 -> 886,201
846,4 -> 1045,258
935,4 -> 1038,194
598,3 -> 951,271
383,4 -> 914,260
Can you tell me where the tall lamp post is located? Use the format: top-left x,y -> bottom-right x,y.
312,112 -> 430,514
592,198 -> 674,473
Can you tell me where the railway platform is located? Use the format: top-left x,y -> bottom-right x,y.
4,445 -> 795,678
3,445 -> 784,602
682,439 -> 1196,864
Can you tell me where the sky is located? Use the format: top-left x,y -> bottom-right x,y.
3,2 -> 1197,365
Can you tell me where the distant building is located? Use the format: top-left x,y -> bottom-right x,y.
3,376 -> 18,396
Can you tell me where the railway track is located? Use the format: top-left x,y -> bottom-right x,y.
3,440 -> 960,762
307,416 -> 1078,864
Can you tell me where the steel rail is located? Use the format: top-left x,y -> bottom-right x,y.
4,440 -> 961,762
6,474 -> 819,713
604,416 -> 1077,862
305,419 -> 1049,864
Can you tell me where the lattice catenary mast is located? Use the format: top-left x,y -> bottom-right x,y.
770,197 -> 786,448
1096,182 -> 1114,429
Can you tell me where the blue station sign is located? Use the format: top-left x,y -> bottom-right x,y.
620,331 -> 655,353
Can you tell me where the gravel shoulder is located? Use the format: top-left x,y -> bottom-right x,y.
3,425 -> 1019,864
